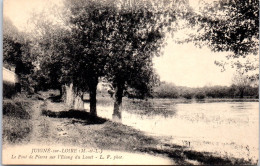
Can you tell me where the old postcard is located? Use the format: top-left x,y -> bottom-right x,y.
2,0 -> 259,165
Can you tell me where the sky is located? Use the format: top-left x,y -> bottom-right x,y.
3,0 -> 245,87
153,40 -> 236,87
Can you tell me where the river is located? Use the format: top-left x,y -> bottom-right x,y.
84,98 -> 259,162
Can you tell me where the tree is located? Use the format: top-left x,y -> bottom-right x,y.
64,0 -> 121,115
103,1 -> 181,120
28,0 -> 117,112
65,0 -> 177,117
29,9 -> 84,107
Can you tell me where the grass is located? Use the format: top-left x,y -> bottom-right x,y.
93,121 -> 158,151
2,99 -> 33,144
2,117 -> 32,144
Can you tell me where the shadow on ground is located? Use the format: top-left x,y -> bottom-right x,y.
42,109 -> 107,125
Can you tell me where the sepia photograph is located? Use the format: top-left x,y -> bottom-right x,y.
2,0 -> 259,165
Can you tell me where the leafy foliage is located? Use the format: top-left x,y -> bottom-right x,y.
189,0 -> 259,56
184,0 -> 259,74
104,7 -> 165,97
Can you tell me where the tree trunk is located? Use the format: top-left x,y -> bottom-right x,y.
112,84 -> 124,122
62,83 -> 75,108
89,80 -> 98,116
74,91 -> 84,110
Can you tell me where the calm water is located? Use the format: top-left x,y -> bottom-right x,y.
84,99 -> 259,161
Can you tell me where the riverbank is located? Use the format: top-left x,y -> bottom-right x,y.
2,91 -> 256,165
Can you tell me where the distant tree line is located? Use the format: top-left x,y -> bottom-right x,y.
153,82 -> 258,99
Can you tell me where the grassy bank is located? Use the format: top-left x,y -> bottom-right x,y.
2,97 -> 33,144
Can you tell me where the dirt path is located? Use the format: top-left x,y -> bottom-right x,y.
29,100 -> 48,143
